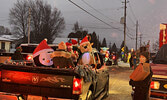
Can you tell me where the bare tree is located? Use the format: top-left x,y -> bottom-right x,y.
152,40 -> 159,53
72,21 -> 83,32
9,0 -> 65,44
0,26 -> 11,35
9,0 -> 29,38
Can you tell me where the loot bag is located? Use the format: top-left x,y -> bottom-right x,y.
130,63 -> 150,81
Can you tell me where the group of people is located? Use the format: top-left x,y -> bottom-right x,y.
129,46 -> 153,100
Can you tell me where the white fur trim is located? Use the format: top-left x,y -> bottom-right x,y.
33,49 -> 54,58
80,41 -> 90,46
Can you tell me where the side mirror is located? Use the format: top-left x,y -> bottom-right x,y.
96,64 -> 101,69
91,64 -> 96,68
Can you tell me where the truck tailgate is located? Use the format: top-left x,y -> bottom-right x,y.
0,64 -> 80,99
151,63 -> 167,78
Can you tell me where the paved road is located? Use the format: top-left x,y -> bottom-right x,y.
104,65 -> 133,100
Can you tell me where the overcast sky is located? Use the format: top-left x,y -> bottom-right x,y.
0,0 -> 167,51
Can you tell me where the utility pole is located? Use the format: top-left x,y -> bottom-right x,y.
136,21 -> 138,51
122,0 -> 128,61
97,35 -> 99,50
28,8 -> 31,45
139,34 -> 142,48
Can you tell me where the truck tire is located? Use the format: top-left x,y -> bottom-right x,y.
87,90 -> 93,100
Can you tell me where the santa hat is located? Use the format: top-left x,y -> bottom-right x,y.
80,36 -> 89,46
66,42 -> 72,47
16,47 -> 22,52
71,39 -> 78,45
33,39 -> 53,58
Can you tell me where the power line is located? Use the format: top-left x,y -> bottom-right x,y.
67,0 -> 122,31
127,15 -> 136,25
119,0 -> 122,3
128,2 -> 137,21
127,27 -> 135,40
127,27 -> 135,37
66,24 -> 122,29
81,0 -> 121,24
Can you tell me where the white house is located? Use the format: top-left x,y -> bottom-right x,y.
0,35 -> 19,52
0,37 -> 12,52
52,38 -> 69,45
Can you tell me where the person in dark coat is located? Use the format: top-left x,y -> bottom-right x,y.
129,51 -> 153,100
51,41 -> 75,68
11,47 -> 23,60
129,50 -> 135,68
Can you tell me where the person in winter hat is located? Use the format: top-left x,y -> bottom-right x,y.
51,41 -> 74,68
71,39 -> 79,66
66,42 -> 73,52
129,51 -> 153,100
140,51 -> 149,63
11,47 -> 23,60
33,39 -> 54,66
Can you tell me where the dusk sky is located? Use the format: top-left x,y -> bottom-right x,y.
0,0 -> 167,51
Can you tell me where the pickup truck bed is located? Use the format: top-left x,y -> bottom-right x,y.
0,64 -> 81,99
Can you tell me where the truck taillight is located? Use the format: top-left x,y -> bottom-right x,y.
26,55 -> 33,60
151,81 -> 160,89
73,78 -> 82,94
0,71 -> 1,78
112,56 -> 116,60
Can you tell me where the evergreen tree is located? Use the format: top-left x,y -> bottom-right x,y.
101,38 -> 107,47
111,43 -> 117,53
68,22 -> 87,41
97,35 -> 101,51
90,32 -> 98,48
109,42 -> 112,53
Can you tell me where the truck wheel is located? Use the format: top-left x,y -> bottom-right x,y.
87,90 -> 93,100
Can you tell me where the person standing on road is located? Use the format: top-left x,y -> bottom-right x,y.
129,49 -> 135,69
132,53 -> 137,69
11,47 -> 23,60
129,51 -> 153,100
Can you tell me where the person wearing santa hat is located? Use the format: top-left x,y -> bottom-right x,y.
66,42 -> 73,53
51,41 -> 75,68
33,39 -> 54,67
11,46 -> 24,61
66,42 -> 79,66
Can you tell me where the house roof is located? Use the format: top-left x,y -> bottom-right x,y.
0,37 -> 13,42
0,35 -> 20,42
52,38 -> 69,45
1,35 -> 19,40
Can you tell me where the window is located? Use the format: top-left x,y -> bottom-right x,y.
1,42 -> 5,49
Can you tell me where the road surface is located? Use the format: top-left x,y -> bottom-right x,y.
104,65 -> 133,100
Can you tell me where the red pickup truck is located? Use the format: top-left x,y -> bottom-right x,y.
150,44 -> 167,99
